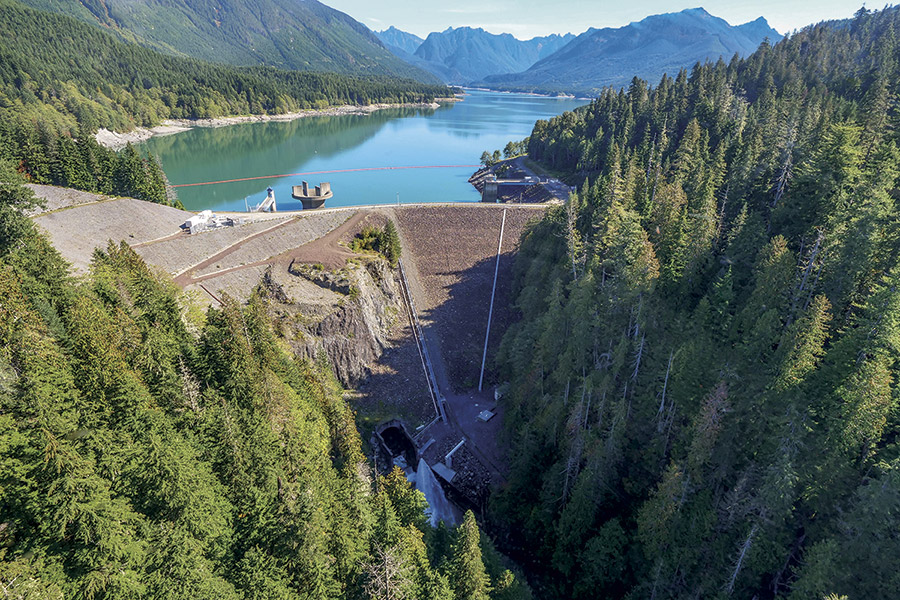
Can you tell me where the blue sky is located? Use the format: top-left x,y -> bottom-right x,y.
324,0 -> 872,39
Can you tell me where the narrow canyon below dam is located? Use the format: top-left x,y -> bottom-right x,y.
30,186 -> 545,509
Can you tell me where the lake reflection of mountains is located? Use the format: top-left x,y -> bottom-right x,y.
143,107 -> 438,208
145,108 -> 436,176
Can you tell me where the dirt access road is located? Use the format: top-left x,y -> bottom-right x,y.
172,211 -> 364,289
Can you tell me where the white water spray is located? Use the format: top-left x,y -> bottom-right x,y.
415,458 -> 458,527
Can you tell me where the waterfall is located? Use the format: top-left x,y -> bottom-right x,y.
415,458 -> 458,527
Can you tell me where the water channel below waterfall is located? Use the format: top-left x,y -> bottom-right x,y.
141,90 -> 588,212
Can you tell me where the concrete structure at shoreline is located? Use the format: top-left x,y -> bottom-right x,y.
292,181 -> 333,209
251,187 -> 277,212
481,173 -> 544,203
472,159 -> 575,204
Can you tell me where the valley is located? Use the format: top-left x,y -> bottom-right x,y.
28,183 -> 544,512
2,0 -> 898,598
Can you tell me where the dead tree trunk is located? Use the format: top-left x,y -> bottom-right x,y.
656,351 -> 675,432
726,523 -> 758,595
772,122 -> 797,208
786,229 -> 824,328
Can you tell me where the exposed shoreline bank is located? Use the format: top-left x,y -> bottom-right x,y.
461,86 -> 592,101
95,97 -> 461,150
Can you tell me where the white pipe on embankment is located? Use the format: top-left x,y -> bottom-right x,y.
479,208 -> 507,392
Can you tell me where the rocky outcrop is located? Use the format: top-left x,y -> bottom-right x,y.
259,258 -> 403,387
468,165 -> 492,193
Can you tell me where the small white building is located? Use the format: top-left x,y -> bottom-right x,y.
183,210 -> 213,230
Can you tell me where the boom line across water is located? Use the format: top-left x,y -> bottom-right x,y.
170,164 -> 481,188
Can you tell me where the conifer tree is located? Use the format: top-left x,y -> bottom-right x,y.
773,295 -> 832,392
447,511 -> 491,600
381,467 -> 429,532
0,160 -> 41,255
379,220 -> 402,268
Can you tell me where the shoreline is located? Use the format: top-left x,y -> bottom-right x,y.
95,97 -> 462,150
461,86 -> 592,101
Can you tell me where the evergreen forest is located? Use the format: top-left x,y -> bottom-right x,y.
493,6 -> 900,599
14,0 -> 437,82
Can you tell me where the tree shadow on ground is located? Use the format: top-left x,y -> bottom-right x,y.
352,318 -> 437,441
422,250 -> 520,393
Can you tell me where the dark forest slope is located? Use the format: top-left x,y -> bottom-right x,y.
493,6 -> 900,599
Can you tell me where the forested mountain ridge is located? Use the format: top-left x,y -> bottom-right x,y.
493,6 -> 900,599
0,0 -> 448,130
481,7 -> 781,95
17,0 -> 439,82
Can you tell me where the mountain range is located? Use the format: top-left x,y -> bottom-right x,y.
481,8 -> 782,94
376,27 -> 575,84
16,0 -> 438,81
378,8 -> 781,95
16,0 -> 782,97
377,25 -> 425,56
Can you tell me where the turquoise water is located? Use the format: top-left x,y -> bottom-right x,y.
142,89 -> 588,212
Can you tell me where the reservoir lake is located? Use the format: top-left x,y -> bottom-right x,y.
142,89 -> 588,212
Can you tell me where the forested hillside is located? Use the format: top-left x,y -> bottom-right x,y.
494,6 -> 900,599
0,0 -> 448,131
16,0 -> 437,82
0,166 -> 529,599
0,0 -> 448,206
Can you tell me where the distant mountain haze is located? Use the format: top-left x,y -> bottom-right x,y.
734,15 -> 784,43
414,27 -> 576,83
16,0 -> 440,82
376,25 -> 425,55
480,7 -> 782,94
377,25 -> 575,84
